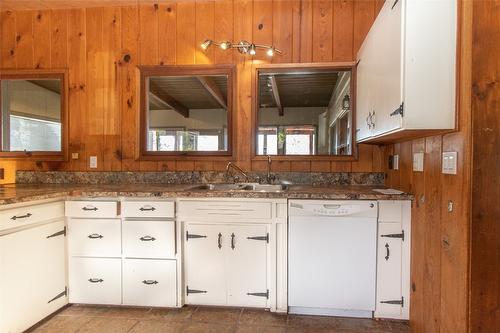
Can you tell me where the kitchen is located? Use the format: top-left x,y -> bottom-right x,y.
0,0 -> 497,333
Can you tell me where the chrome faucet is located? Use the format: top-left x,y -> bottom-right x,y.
266,155 -> 273,184
226,162 -> 248,182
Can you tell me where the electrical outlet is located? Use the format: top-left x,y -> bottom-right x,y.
89,156 -> 97,169
393,154 -> 399,170
442,151 -> 457,174
71,152 -> 79,160
413,152 -> 424,172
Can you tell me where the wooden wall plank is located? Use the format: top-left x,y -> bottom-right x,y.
351,143 -> 373,172
1,11 -> 17,68
312,0 -> 333,62
333,0 -> 354,61
158,2 -> 176,65
252,0 -> 273,62
195,1 -> 215,64
138,4 -> 158,65
15,11 -> 34,68
272,0 -> 293,63
295,0 -> 313,62
176,1 -> 196,65
353,0 -> 374,56
214,0 -> 234,64
33,10 -> 51,68
50,9 -> 68,68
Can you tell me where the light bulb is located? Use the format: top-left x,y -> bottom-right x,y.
266,48 -> 274,57
201,39 -> 212,50
249,44 -> 256,55
220,41 -> 231,50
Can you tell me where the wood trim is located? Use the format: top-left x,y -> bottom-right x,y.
136,64 -> 235,160
0,68 -> 69,161
251,62 -> 358,161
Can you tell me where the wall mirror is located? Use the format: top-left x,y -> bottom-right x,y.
0,70 -> 68,160
254,64 -> 355,158
139,65 -> 234,158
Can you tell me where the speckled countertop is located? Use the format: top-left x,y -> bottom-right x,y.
0,183 -> 412,206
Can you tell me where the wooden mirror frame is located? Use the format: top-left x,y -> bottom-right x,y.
0,69 -> 69,161
137,64 -> 235,160
251,62 -> 358,161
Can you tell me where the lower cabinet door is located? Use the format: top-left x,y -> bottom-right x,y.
123,259 -> 177,307
375,222 -> 404,318
185,223 -> 227,306
226,225 -> 269,308
69,257 -> 121,305
0,220 -> 67,333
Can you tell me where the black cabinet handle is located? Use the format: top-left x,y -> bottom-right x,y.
231,233 -> 235,250
11,213 -> 32,220
140,235 -> 156,241
139,206 -> 156,211
82,206 -> 98,211
88,278 -> 103,283
385,243 -> 390,261
88,233 -> 103,239
142,280 -> 158,285
217,232 -> 222,249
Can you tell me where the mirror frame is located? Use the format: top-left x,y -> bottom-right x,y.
252,62 -> 358,161
0,69 -> 69,161
137,64 -> 235,160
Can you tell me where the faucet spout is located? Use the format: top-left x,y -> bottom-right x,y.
266,155 -> 272,184
226,162 -> 248,181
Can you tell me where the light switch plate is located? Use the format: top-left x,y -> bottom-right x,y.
442,151 -> 457,174
89,156 -> 97,169
393,154 -> 399,170
413,152 -> 424,172
71,152 -> 79,160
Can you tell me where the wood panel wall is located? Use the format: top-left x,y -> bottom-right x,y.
383,2 -> 473,331
0,0 -> 385,183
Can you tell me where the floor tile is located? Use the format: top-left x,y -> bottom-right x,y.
97,306 -> 152,319
182,322 -> 235,333
239,309 -> 287,327
236,325 -> 286,333
129,320 -> 184,333
56,305 -> 107,317
287,315 -> 340,329
191,306 -> 242,324
76,317 -> 138,333
32,315 -> 91,333
147,306 -> 197,322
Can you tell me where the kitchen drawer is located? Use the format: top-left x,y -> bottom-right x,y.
123,258 -> 177,307
122,201 -> 174,218
178,200 -> 272,219
123,220 -> 175,259
65,201 -> 118,218
68,219 -> 121,257
378,201 -> 402,223
0,201 -> 64,232
69,257 -> 121,305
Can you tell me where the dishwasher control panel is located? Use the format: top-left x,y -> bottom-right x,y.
289,200 -> 378,218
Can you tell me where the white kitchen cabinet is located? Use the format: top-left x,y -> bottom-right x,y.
375,200 -> 411,320
0,219 -> 67,333
356,0 -> 457,143
184,223 -> 269,308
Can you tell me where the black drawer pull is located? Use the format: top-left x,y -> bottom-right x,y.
82,206 -> 98,211
88,278 -> 103,283
140,235 -> 156,241
385,243 -> 390,261
230,233 -> 235,250
11,213 -> 32,220
142,280 -> 158,285
88,233 -> 103,239
139,206 -> 156,211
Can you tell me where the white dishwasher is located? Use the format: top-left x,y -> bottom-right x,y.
288,200 -> 378,318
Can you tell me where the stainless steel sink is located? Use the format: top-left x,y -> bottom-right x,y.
188,183 -> 288,192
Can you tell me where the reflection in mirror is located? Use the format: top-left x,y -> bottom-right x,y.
257,69 -> 352,156
147,75 -> 229,153
1,79 -> 62,152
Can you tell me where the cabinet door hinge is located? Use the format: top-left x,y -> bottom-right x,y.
391,0 -> 399,10
186,286 -> 207,295
390,102 -> 404,117
380,296 -> 404,307
186,231 -> 207,241
247,233 -> 269,243
247,289 -> 269,299
46,227 -> 66,239
381,230 -> 405,241
47,287 -> 67,303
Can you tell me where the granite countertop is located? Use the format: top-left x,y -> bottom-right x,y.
0,183 -> 413,206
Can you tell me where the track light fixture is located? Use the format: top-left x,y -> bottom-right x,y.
200,39 -> 282,57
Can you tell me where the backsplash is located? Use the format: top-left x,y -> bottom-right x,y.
16,171 -> 384,186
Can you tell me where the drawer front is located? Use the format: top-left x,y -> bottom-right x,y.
378,201 -> 402,223
69,257 -> 121,305
65,201 -> 118,218
0,201 -> 64,232
122,201 -> 174,218
123,259 -> 177,307
122,220 -> 175,259
178,201 -> 272,219
68,219 -> 121,257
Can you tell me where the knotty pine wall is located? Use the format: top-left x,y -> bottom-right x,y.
0,0 -> 385,183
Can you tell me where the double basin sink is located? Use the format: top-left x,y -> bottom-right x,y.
188,183 -> 288,192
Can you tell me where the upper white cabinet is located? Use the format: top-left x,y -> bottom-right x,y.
356,0 -> 457,143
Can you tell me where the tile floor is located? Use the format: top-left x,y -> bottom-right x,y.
30,305 -> 410,333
